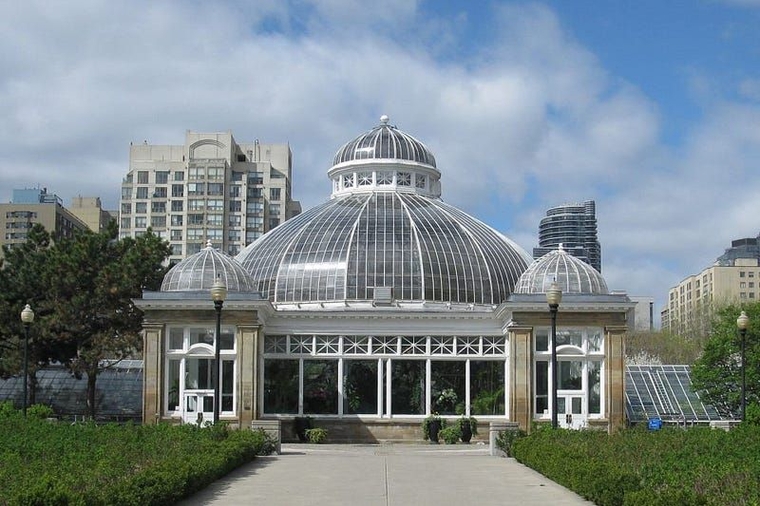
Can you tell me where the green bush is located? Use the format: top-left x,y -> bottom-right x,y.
440,426 -> 461,444
305,427 -> 328,443
510,426 -> 760,506
27,403 -> 55,419
0,409 -> 275,505
495,428 -> 526,456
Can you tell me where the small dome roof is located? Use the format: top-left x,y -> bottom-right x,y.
514,245 -> 609,295
332,115 -> 437,168
161,241 -> 255,292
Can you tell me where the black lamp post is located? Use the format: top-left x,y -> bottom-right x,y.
547,282 -> 562,429
210,278 -> 227,424
737,310 -> 749,422
20,304 -> 34,417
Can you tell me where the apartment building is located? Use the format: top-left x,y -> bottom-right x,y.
663,236 -> 760,335
119,131 -> 301,263
0,188 -> 89,255
533,199 -> 602,272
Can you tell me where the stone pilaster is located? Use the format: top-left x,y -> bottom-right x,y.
605,324 -> 627,432
238,325 -> 261,426
508,326 -> 533,432
142,323 -> 164,424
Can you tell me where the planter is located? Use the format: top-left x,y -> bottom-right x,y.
293,417 -> 312,442
460,422 -> 472,443
428,419 -> 441,444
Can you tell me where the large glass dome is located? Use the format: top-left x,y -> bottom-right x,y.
236,118 -> 532,305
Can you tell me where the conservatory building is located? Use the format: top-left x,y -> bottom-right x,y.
135,116 -> 632,441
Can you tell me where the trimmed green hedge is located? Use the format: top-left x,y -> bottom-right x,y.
0,402 -> 275,505
509,426 -> 760,506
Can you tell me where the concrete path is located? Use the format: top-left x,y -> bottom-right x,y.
179,443 -> 593,505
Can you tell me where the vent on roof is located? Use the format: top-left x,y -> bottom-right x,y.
373,286 -> 393,305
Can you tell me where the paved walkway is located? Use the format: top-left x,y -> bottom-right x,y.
179,443 -> 593,505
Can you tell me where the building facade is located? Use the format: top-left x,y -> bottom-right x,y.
533,199 -> 601,272
70,196 -> 115,233
0,188 -> 89,256
663,237 -> 760,335
120,132 -> 301,263
135,118 -> 631,440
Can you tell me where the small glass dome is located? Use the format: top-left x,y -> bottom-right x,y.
161,241 -> 255,292
514,245 -> 609,295
332,115 -> 437,168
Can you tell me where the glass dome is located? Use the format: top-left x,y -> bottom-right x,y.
332,115 -> 437,168
236,192 -> 532,304
513,245 -> 609,295
161,241 -> 256,293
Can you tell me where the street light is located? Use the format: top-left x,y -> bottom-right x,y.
546,282 -> 562,429
20,304 -> 34,417
737,310 -> 749,422
210,278 -> 227,424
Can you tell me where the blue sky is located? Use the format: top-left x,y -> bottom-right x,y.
1,0 -> 760,323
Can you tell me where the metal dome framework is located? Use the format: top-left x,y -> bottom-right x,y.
236,192 -> 531,304
161,241 -> 256,293
514,245 -> 609,295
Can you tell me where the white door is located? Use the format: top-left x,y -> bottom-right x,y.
557,395 -> 586,429
183,391 -> 214,426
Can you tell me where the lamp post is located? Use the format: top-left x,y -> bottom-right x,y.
737,310 -> 749,422
20,304 -> 34,417
210,278 -> 227,424
547,282 -> 562,429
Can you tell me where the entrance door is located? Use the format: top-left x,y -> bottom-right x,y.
183,391 -> 214,426
557,395 -> 586,429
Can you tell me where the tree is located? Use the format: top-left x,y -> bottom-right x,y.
0,225 -> 56,404
625,329 -> 706,365
45,222 -> 170,418
691,302 -> 760,418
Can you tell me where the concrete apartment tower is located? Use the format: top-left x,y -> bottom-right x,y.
533,199 -> 602,272
119,131 -> 301,263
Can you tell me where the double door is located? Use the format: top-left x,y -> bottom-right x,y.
557,395 -> 586,429
182,391 -> 214,426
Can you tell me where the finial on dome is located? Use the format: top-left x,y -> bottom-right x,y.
558,243 -> 564,251
380,114 -> 389,125
205,239 -> 213,249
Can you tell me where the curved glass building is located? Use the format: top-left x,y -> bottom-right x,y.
136,117 -> 632,440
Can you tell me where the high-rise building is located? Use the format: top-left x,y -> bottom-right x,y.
119,131 -> 301,263
663,235 -> 760,336
0,188 -> 89,255
533,199 -> 601,272
70,196 -> 116,233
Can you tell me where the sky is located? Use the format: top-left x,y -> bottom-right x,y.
2,0 -> 760,323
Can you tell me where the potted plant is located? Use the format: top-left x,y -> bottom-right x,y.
440,426 -> 461,444
293,416 -> 313,442
422,413 -> 444,444
305,427 -> 328,443
457,416 -> 478,443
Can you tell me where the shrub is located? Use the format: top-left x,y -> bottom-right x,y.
27,403 -> 55,419
495,428 -> 526,457
305,427 -> 328,444
440,426 -> 461,444
421,414 -> 445,441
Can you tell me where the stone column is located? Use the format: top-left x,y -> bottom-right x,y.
238,324 -> 261,426
142,323 -> 164,424
508,326 -> 534,432
605,324 -> 627,432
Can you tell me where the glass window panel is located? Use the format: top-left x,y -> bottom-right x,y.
189,328 -> 213,346
303,360 -> 338,415
571,397 -> 582,414
535,361 -> 548,414
431,361 -> 465,415
344,336 -> 369,354
169,328 -> 184,350
343,360 -> 378,415
588,361 -> 601,414
167,359 -> 180,412
471,361 -> 505,416
222,360 -> 234,412
185,358 -> 213,389
457,336 -> 479,355
390,360 -> 425,415
220,329 -> 234,350
263,359 -> 298,414
559,361 -> 583,390
557,330 -> 583,348
588,330 -> 603,352
535,329 -> 549,352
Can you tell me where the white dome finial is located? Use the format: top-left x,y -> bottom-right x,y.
558,243 -> 564,251
205,239 -> 213,249
380,115 -> 389,125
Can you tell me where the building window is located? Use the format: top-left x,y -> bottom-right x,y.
250,172 -> 264,185
248,187 -> 263,198
121,203 -> 131,215
136,187 -> 149,199
151,202 -> 166,213
174,171 -> 185,181
358,172 -> 372,186
121,187 -> 132,200
740,271 -> 746,278
171,215 -> 184,227
189,168 -> 204,180
342,173 -> 354,189
188,199 -> 205,211
397,172 -> 411,186
207,200 -> 224,211
207,183 -> 223,196
134,217 -> 147,228
415,174 -> 427,188
232,171 -> 243,182
170,230 -> 182,241
188,183 -> 204,196
151,216 -> 166,228
135,202 -> 147,214
153,187 -> 167,198
229,200 -> 242,213
206,215 -> 223,227
269,218 -> 280,228
170,244 -> 182,256
269,203 -> 281,215
156,171 -> 170,184
188,214 -> 204,225
171,200 -> 183,212
207,167 -> 224,180
229,215 -> 242,227
137,171 -> 149,184
229,185 -> 242,198
377,172 -> 393,185
741,282 -> 747,289
270,188 -> 281,200
120,218 -> 131,229
171,185 -> 184,197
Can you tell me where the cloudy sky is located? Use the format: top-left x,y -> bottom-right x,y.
2,0 -> 760,321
